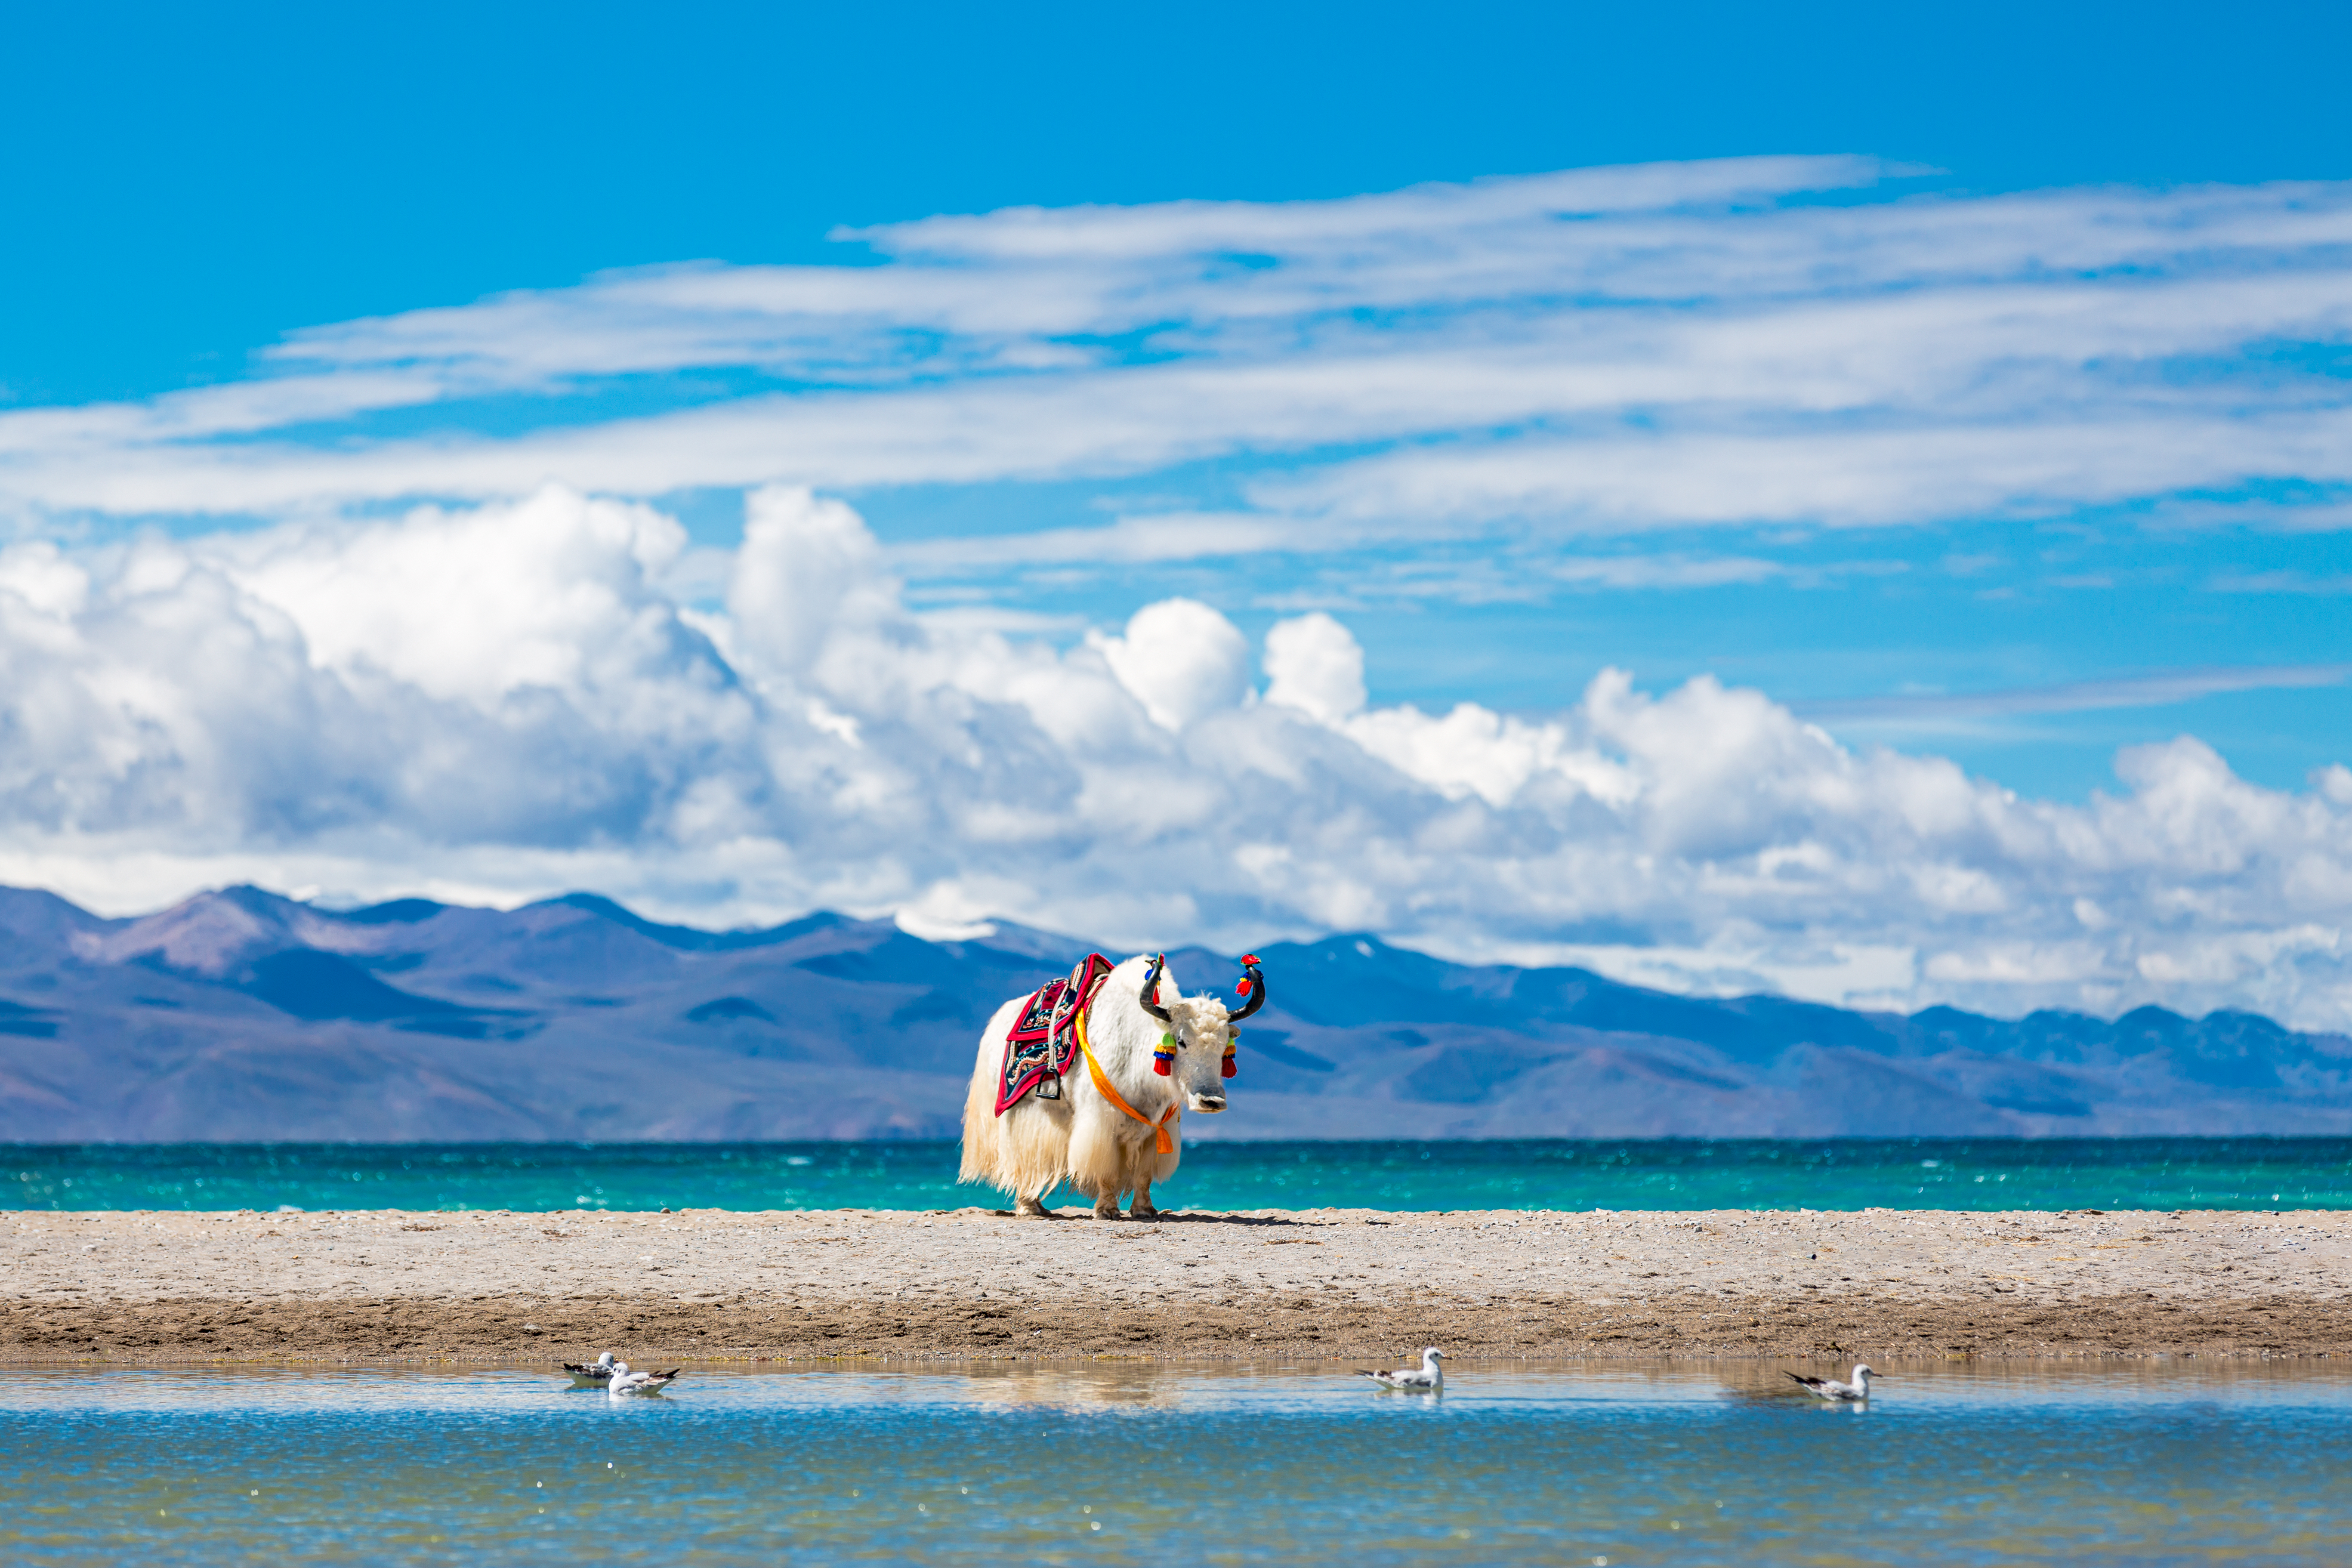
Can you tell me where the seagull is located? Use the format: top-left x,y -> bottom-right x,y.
605,1360 -> 682,1398
564,1352 -> 618,1387
1359,1347 -> 1446,1391
1786,1364 -> 1879,1401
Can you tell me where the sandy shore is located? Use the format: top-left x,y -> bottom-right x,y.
3,1205 -> 2347,1363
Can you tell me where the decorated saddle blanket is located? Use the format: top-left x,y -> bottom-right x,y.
994,952 -> 1116,1116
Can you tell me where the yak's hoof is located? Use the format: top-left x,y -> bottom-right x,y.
1093,1205 -> 1123,1221
1130,1202 -> 1159,1220
1014,1199 -> 1052,1218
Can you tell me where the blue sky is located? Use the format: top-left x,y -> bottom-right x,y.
3,1 -> 2352,1025
4,0 -> 2348,796
7,0 -> 2346,401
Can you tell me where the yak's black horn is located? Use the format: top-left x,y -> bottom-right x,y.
1138,953 -> 1173,1022
1229,954 -> 1268,1022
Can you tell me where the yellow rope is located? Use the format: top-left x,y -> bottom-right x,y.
1074,990 -> 1177,1155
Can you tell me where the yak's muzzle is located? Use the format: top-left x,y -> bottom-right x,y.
1188,1093 -> 1227,1113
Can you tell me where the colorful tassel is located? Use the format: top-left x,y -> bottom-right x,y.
1153,1032 -> 1176,1076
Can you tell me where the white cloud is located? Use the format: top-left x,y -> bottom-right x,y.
1092,598 -> 1252,732
1803,664 -> 2352,723
5,162 -> 2352,1030
228,488 -> 690,706
4,491 -> 2352,1028
727,485 -> 901,679
1262,612 -> 1366,725
1254,409 -> 2352,534
2,161 -> 2349,555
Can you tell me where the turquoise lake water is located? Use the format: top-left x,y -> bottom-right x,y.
6,1139 -> 2352,1213
2,1361 -> 2346,1565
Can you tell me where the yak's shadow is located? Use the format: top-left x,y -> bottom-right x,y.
982,1208 -> 1315,1228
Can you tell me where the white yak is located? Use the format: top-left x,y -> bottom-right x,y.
960,952 -> 1264,1219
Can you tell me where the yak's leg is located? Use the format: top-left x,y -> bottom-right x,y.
1014,1184 -> 1054,1217
1068,1113 -> 1127,1220
1134,1126 -> 1179,1219
1090,1166 -> 1124,1221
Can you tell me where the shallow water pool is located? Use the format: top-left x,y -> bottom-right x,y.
1,1359 -> 2346,1564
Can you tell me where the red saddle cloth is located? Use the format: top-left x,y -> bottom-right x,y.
994,953 -> 1115,1115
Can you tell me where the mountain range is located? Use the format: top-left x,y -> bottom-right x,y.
1,884 -> 2346,1140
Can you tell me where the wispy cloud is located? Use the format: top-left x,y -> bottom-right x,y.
3,160 -> 2349,551
2211,570 -> 2352,595
891,511 -> 1332,572
1803,664 -> 2352,723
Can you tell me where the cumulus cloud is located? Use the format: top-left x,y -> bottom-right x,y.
727,485 -> 901,678
2,490 -> 2351,1028
230,489 -> 693,705
1263,612 -> 1366,725
1093,599 -> 1252,732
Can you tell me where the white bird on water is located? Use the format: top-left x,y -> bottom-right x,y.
1786,1364 -> 1879,1401
1359,1348 -> 1446,1392
605,1360 -> 682,1398
564,1352 -> 617,1387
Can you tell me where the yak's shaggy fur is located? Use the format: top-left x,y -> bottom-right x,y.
959,954 -> 1239,1218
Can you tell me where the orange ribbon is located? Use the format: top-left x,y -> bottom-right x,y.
1074,991 -> 1177,1154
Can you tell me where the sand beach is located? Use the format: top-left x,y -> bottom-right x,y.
3,1205 -> 2347,1364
